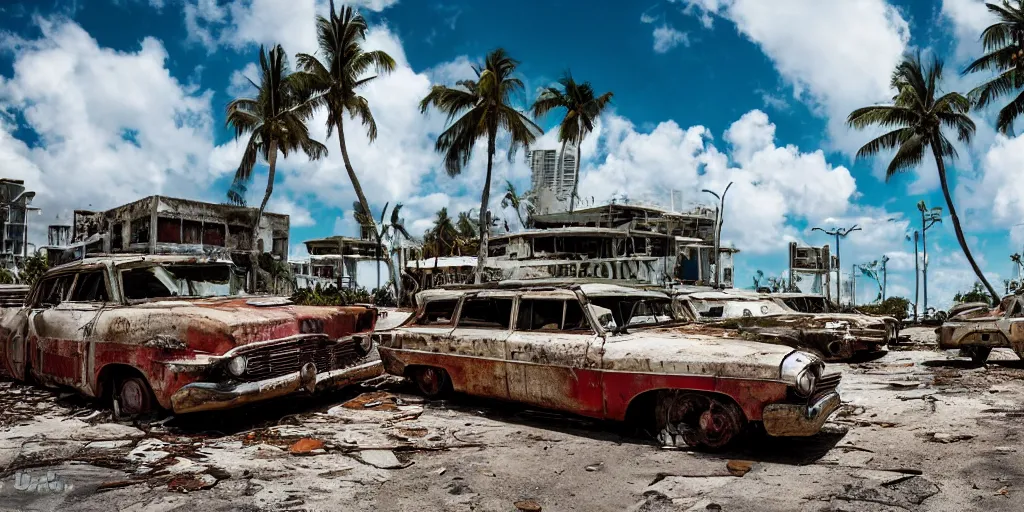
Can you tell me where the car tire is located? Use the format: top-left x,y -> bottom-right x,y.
965,346 -> 991,366
116,376 -> 155,416
410,366 -> 451,399
654,391 -> 745,450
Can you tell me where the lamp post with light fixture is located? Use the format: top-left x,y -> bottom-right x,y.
812,224 -> 862,307
918,201 -> 942,316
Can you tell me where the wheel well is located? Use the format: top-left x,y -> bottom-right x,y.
624,388 -> 747,428
96,364 -> 149,400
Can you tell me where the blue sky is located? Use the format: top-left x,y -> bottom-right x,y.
0,0 -> 1021,309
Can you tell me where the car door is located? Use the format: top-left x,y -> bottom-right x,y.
445,292 -> 514,399
30,269 -> 113,391
504,294 -> 605,417
1002,297 -> 1024,353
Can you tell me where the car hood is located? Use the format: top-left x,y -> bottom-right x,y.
601,327 -> 796,381
126,297 -> 376,353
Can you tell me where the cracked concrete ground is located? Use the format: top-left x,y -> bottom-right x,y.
2,327 -> 1024,511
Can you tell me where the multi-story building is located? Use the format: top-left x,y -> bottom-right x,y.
295,235 -> 380,290
0,179 -> 37,270
71,195 -> 289,260
527,141 -> 578,214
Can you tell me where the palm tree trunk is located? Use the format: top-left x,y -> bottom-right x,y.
931,143 -> 1001,305
569,140 -> 582,212
254,140 -> 278,244
475,133 -> 496,284
337,121 -> 400,303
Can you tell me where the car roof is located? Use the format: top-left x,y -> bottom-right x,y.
49,254 -> 235,272
414,282 -> 671,303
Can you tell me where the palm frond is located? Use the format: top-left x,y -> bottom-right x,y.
996,88 -> 1024,135
885,134 -> 926,180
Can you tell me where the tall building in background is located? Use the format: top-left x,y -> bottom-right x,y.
527,141 -> 578,214
0,179 -> 37,270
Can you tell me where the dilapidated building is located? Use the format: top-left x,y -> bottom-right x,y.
295,235 -> 381,289
71,195 -> 290,260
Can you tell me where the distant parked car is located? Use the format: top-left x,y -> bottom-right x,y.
674,290 -> 897,361
375,283 -> 841,449
937,295 -> 1023,364
0,255 -> 381,415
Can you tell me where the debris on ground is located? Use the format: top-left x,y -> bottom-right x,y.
167,473 -> 218,493
726,460 -> 753,477
515,499 -> 542,511
288,438 -> 325,454
358,449 -> 404,469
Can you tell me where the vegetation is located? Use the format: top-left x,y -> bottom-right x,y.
353,201 -> 410,299
420,207 -> 481,259
501,180 -> 534,230
21,255 -> 48,287
848,53 -> 1000,305
420,48 -> 542,283
963,1 -> 1024,134
530,72 -> 613,211
290,282 -> 395,306
226,44 -> 327,237
856,297 -> 911,321
297,1 -> 397,298
953,282 -> 994,304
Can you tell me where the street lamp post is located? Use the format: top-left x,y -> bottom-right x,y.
812,224 -> 862,307
917,201 -> 942,317
881,254 -> 890,302
702,182 -> 733,288
910,231 -> 920,322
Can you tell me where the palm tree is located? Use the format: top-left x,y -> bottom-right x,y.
962,1 -> 1024,134
296,1 -> 397,289
419,48 -> 542,283
500,180 -> 534,230
226,44 -> 327,241
423,207 -> 459,259
848,53 -> 1000,304
531,72 -> 613,211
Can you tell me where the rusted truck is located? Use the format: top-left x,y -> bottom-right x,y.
674,290 -> 897,361
0,255 -> 381,415
937,295 -> 1024,364
375,283 -> 841,448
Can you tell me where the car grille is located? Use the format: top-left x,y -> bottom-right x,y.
811,372 -> 842,404
240,336 -> 362,382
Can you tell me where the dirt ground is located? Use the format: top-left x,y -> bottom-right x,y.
2,326 -> 1024,512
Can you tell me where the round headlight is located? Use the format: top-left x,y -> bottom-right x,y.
227,355 -> 247,377
795,367 -> 817,397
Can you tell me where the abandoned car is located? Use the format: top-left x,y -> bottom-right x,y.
675,290 -> 897,361
375,283 -> 841,448
0,255 -> 381,415
937,294 -> 1024,364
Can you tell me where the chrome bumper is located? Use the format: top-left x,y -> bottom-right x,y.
761,392 -> 841,437
169,360 -> 383,414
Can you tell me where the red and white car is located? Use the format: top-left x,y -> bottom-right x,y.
0,255 -> 381,415
376,283 -> 841,448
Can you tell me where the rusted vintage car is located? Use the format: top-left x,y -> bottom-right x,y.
675,290 -> 897,361
937,294 -> 1024,364
0,255 -> 381,415
375,283 -> 841,448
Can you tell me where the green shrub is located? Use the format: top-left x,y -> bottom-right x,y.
855,296 -> 910,321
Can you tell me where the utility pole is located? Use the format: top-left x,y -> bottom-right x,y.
702,182 -> 733,288
918,201 -> 942,317
881,255 -> 890,302
911,231 -> 919,322
812,224 -> 862,307
850,264 -> 857,307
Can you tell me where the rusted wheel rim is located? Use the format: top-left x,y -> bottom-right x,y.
655,392 -> 744,449
120,379 -> 146,414
697,402 -> 744,448
416,368 -> 445,397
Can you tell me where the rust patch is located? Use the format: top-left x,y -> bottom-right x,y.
342,391 -> 400,411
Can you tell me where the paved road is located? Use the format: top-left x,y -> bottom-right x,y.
2,327 -> 1023,511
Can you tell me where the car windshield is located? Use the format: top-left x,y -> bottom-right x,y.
689,298 -> 789,319
589,296 -> 681,332
121,263 -> 245,301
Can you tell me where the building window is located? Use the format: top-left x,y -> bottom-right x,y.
111,223 -> 123,250
157,217 -> 181,243
130,217 -> 150,245
272,237 -> 287,258
203,224 -> 225,246
228,225 -> 251,250
182,220 -> 202,244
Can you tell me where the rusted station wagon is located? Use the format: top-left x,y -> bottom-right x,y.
0,255 -> 381,415
375,283 -> 841,448
675,290 -> 897,361
937,294 -> 1024,364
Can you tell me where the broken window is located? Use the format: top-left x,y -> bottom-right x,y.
111,223 -> 123,251
35,274 -> 74,307
157,217 -> 181,243
182,220 -> 202,244
203,224 -> 225,246
1010,299 -> 1024,318
516,299 -> 590,331
416,299 -> 458,326
70,271 -> 109,302
122,268 -> 173,300
272,237 -> 287,258
457,297 -> 513,329
130,217 -> 150,244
